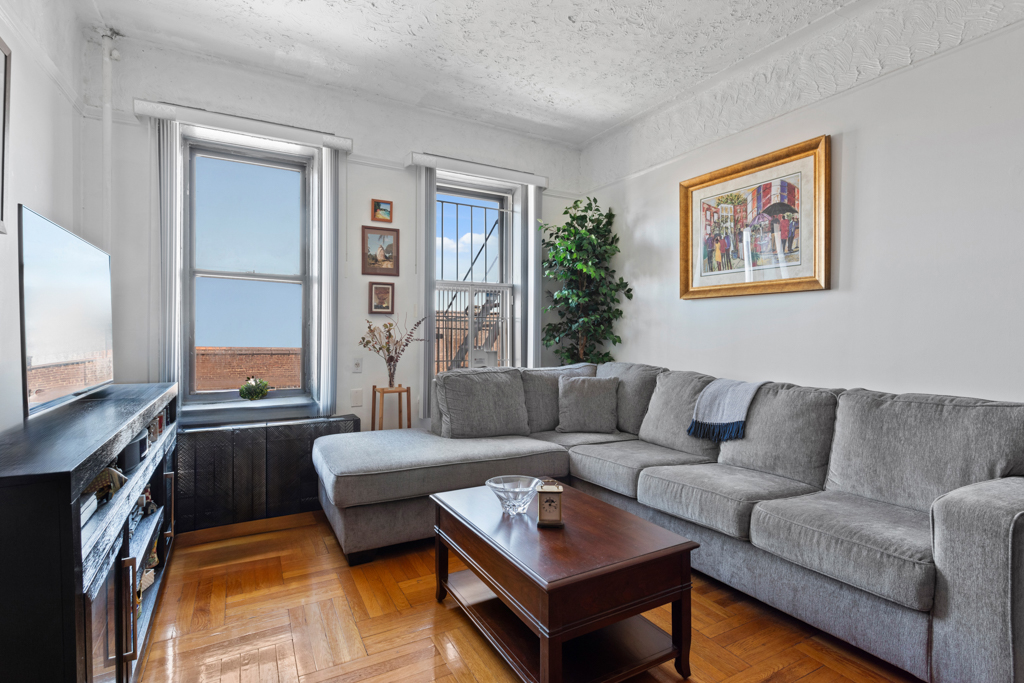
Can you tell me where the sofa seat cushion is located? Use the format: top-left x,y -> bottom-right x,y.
750,491 -> 935,611
638,464 -> 819,540
568,440 -> 713,499
313,428 -> 568,508
530,430 -> 638,448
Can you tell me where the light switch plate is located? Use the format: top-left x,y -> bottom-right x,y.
352,357 -> 363,373
350,388 -> 362,407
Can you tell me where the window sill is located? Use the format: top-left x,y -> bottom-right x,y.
181,395 -> 319,428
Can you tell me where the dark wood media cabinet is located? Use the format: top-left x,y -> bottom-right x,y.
0,383 -> 178,682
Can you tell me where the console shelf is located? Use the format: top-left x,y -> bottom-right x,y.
0,383 -> 178,683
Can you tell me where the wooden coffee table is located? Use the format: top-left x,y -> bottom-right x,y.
431,484 -> 698,683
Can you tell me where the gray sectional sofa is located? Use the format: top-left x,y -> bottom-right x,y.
313,362 -> 1024,683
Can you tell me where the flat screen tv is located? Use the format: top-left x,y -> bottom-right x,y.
18,205 -> 114,417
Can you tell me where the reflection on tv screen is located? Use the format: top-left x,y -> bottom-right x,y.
20,207 -> 114,413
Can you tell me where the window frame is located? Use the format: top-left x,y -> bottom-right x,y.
435,183 -> 512,286
181,133 -> 319,407
431,181 -> 517,375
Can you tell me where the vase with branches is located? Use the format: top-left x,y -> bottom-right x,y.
358,316 -> 425,387
540,197 -> 633,364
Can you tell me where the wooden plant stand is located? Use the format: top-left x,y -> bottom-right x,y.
370,384 -> 412,431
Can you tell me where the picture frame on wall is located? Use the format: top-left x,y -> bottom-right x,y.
371,199 -> 393,223
679,135 -> 830,299
368,282 -> 395,315
362,225 -> 400,276
0,37 -> 11,234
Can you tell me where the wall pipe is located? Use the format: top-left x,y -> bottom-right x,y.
102,33 -> 114,251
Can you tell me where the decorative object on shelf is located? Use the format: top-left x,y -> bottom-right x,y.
239,376 -> 269,401
371,198 -> 393,223
679,135 -> 830,299
146,538 -> 160,570
537,481 -> 564,528
539,197 -> 633,364
84,466 -> 128,505
362,225 -> 400,276
139,568 -> 155,593
486,475 -> 542,516
368,281 -> 395,314
0,36 -> 8,234
358,316 -> 424,388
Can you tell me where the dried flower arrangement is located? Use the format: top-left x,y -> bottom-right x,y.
358,316 -> 425,388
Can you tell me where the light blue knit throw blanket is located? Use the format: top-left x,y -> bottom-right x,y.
687,378 -> 767,442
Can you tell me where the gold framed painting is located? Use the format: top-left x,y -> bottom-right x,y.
679,135 -> 830,299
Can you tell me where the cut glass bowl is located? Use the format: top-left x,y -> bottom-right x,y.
485,476 -> 542,516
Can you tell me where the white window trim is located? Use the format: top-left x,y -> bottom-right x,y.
145,104 -> 349,426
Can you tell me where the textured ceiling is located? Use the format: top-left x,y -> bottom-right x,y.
83,0 -> 859,144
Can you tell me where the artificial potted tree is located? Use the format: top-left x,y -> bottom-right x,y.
539,197 -> 632,364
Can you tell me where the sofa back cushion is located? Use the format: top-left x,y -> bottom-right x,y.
596,362 -> 668,434
430,379 -> 442,436
435,367 -> 530,438
718,383 -> 841,488
521,363 -> 597,433
826,389 -> 1024,511
638,370 -> 720,458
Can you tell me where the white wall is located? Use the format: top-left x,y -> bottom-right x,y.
597,25 -> 1024,401
73,35 -> 581,428
0,2 -> 82,431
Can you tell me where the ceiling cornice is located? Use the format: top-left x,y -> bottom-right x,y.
581,0 -> 1024,191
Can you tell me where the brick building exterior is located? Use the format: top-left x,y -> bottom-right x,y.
195,347 -> 301,391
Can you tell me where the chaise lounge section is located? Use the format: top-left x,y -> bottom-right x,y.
313,362 -> 1024,682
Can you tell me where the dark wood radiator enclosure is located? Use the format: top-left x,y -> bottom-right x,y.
0,383 -> 178,683
176,415 -> 359,532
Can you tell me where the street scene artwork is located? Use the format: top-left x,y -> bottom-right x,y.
699,173 -> 801,276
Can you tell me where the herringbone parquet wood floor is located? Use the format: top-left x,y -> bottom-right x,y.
139,512 -> 921,683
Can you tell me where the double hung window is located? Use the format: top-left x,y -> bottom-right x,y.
433,185 -> 514,373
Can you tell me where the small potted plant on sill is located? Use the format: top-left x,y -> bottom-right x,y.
359,316 -> 424,388
239,376 -> 270,401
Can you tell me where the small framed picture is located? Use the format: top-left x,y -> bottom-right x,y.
362,225 -> 400,276
368,282 -> 395,314
371,199 -> 393,223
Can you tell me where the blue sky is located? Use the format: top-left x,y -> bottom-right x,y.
20,207 -> 114,366
194,156 -> 303,347
436,193 -> 502,282
195,277 -> 302,347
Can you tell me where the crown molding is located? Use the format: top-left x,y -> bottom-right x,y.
581,0 -> 1024,191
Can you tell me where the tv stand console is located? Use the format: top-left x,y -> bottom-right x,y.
0,383 -> 178,682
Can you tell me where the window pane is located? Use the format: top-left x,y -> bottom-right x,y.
436,193 -> 502,283
195,156 -> 302,275
194,277 -> 302,391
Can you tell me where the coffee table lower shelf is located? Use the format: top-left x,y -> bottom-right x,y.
444,569 -> 677,683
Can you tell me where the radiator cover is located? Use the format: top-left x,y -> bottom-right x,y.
176,415 -> 359,532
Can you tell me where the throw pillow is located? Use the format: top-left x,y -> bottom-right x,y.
435,367 -> 530,438
521,363 -> 597,433
556,376 -> 619,433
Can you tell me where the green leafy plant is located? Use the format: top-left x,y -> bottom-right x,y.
539,197 -> 633,365
239,377 -> 269,401
359,316 -> 425,387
